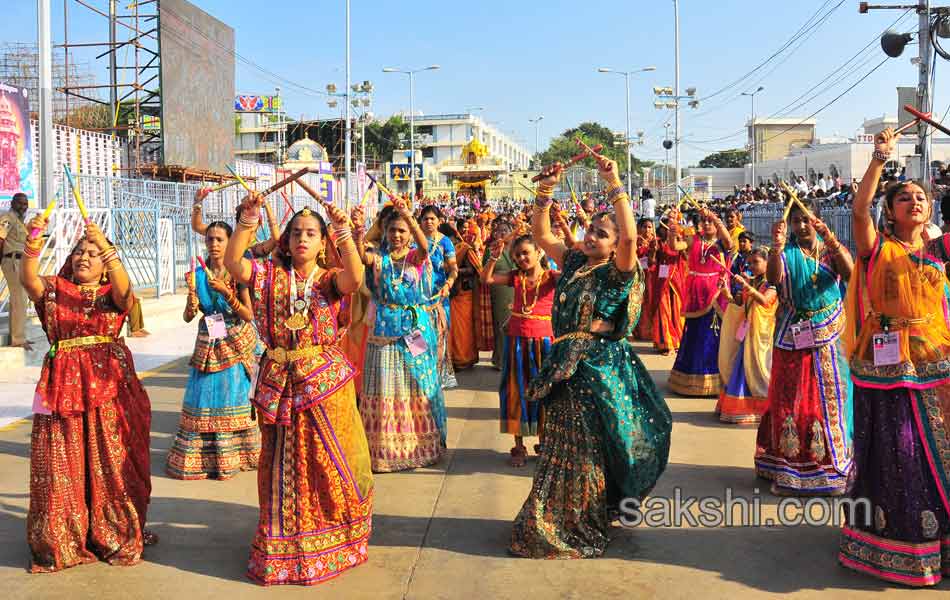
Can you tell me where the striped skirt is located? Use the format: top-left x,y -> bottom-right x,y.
499,335 -> 552,436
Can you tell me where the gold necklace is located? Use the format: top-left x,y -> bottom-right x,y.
519,270 -> 545,314
798,240 -> 823,288
568,259 -> 608,286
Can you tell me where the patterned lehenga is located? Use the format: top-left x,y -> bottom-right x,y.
27,277 -> 152,572
754,238 -> 853,495
510,251 -> 672,558
361,248 -> 446,472
245,261 -> 373,586
166,267 -> 260,479
838,234 -> 950,586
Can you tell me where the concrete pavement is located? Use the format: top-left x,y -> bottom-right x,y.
0,343 -> 938,599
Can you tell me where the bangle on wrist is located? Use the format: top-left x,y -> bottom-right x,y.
872,150 -> 891,163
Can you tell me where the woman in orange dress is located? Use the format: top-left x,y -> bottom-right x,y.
225,195 -> 373,586
633,218 -> 657,341
450,221 -> 481,369
20,218 -> 155,572
651,215 -> 687,355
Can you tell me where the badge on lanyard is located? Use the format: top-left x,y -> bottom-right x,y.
205,313 -> 228,340
404,329 -> 428,357
790,320 -> 815,349
872,332 -> 901,366
658,264 -> 671,279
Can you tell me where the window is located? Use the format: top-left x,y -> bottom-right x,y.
423,147 -> 434,159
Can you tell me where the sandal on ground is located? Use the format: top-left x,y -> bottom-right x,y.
143,530 -> 159,546
509,446 -> 527,467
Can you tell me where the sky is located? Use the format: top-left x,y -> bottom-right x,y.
3,0 -> 948,166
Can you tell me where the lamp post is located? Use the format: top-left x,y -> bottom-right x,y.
529,115 -> 544,167
741,86 -> 764,188
383,65 -> 441,197
597,66 -> 655,212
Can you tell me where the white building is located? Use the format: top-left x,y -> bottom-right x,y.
412,113 -> 531,173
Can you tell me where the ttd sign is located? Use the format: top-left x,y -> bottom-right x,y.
390,163 -> 423,181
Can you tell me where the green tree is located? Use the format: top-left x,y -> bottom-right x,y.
56,103 -> 113,130
536,121 -> 653,180
697,148 -> 749,168
364,115 -> 411,164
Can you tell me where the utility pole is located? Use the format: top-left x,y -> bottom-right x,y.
38,0 -> 54,209
741,86 -> 765,187
344,0 -> 352,206
673,0 -> 681,201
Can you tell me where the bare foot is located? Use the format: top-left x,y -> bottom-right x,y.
509,446 -> 527,467
129,330 -> 150,338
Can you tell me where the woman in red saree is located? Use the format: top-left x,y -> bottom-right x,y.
20,218 -> 154,573
651,215 -> 688,355
225,195 -> 373,586
633,218 -> 657,341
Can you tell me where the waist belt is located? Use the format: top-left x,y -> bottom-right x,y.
265,345 -> 325,364
795,300 -> 839,319
552,331 -> 598,345
868,311 -> 934,331
49,335 -> 114,358
689,271 -> 720,277
510,312 -> 552,321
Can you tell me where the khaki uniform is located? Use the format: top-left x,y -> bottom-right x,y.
0,210 -> 28,346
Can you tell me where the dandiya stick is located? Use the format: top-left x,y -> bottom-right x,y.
225,165 -> 254,193
63,166 -> 89,223
894,117 -> 921,136
677,185 -> 704,212
366,172 -> 398,201
29,196 -> 57,239
279,190 -> 294,224
358,182 -> 376,207
211,179 -> 241,193
261,168 -> 309,197
531,143 -> 605,182
903,104 -> 950,137
196,255 -> 212,279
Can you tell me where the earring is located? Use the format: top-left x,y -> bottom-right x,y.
318,247 -> 326,263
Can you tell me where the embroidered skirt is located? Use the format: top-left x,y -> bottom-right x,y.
754,343 -> 853,494
668,311 -> 721,397
247,383 -> 373,586
499,335 -> 552,436
166,365 -> 260,480
838,385 -> 950,587
28,391 -> 151,572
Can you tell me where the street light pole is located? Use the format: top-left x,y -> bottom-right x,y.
529,116 -> 544,166
38,0 -> 54,209
597,66 -> 655,213
673,0 -> 681,202
344,0 -> 352,206
383,65 -> 440,198
741,86 -> 764,188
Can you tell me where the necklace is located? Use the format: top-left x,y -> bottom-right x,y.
700,237 -> 714,264
798,241 -> 822,289
892,233 -> 926,289
519,270 -> 545,314
285,263 -> 320,331
567,259 -> 608,286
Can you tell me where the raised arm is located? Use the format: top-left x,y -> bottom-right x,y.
853,128 -> 896,256
813,218 -> 854,281
532,163 -> 569,269
703,207 -> 735,252
593,151 -> 637,272
481,239 -> 512,286
183,270 -> 199,322
767,220 -> 786,286
19,216 -> 48,302
85,222 -> 134,312
191,188 -> 211,236
398,201 -> 429,265
225,193 -> 261,286
324,202 -> 364,295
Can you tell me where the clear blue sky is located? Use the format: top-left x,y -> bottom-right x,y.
3,0 -> 946,165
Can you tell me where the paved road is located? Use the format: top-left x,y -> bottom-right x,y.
0,343 -> 935,599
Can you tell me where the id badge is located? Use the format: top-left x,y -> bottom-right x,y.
872,332 -> 901,366
658,264 -> 671,279
205,313 -> 228,340
735,320 -> 749,343
791,321 -> 815,349
404,329 -> 428,357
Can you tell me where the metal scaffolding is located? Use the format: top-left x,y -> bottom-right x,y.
57,0 -> 164,171
0,41 -> 99,121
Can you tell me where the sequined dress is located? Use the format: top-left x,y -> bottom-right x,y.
509,250 -> 672,558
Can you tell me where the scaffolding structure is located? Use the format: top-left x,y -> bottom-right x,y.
0,41 -> 99,122
57,0 -> 164,172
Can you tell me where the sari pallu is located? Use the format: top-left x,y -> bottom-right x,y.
424,234 -> 458,389
362,249 -> 446,472
510,252 -> 672,558
651,243 -> 686,353
715,279 -> 777,424
754,239 -> 852,495
488,251 -> 516,365
247,261 -> 373,586
669,238 -> 728,397
166,267 -> 260,480
838,234 -> 950,587
29,277 -> 151,573
632,243 -> 655,341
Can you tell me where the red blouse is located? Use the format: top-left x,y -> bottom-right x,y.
506,270 -> 557,338
33,277 -> 138,415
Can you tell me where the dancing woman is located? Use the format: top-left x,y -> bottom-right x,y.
449,221 -> 482,370
755,200 -> 853,496
839,128 -> 950,586
166,221 -> 260,480
21,218 -> 155,572
668,208 -> 735,397
224,195 -> 373,586
651,215 -> 687,355
509,150 -> 672,558
359,202 -> 446,472
715,246 -> 777,424
418,205 -> 459,388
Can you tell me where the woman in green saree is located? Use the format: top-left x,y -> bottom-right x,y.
509,149 -> 672,559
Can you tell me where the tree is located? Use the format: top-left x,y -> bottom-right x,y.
56,103 -> 113,130
364,115 -> 411,164
536,121 -> 653,180
697,148 -> 749,169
